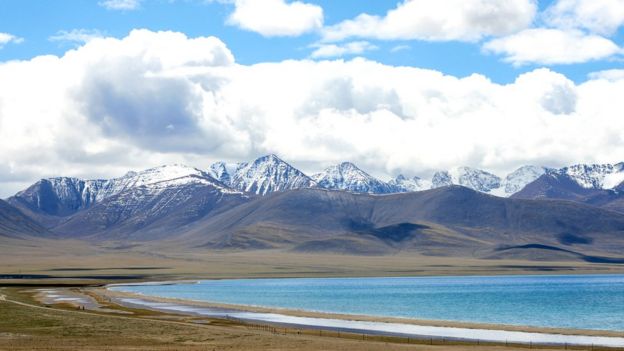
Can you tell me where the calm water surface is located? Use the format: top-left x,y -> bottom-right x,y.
112,274 -> 624,331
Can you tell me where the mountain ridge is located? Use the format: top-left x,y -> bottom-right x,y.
9,157 -> 624,207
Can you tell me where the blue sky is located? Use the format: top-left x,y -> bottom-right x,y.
0,0 -> 624,197
0,0 -> 621,83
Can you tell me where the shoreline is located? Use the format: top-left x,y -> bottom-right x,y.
94,280 -> 624,348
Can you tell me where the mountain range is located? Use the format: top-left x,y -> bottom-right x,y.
3,155 -> 624,262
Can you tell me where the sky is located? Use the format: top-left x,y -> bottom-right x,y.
0,0 -> 623,197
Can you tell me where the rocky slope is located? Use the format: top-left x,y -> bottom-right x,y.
0,199 -> 47,238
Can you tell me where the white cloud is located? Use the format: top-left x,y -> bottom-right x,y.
322,0 -> 537,42
588,69 -> 624,81
310,41 -> 377,59
544,0 -> 624,35
49,29 -> 105,45
227,0 -> 323,37
2,30 -> 624,197
99,0 -> 142,10
483,29 -> 621,65
0,33 -> 23,48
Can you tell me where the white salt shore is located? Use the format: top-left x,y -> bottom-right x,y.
118,297 -> 624,348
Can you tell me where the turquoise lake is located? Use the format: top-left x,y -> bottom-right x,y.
112,274 -> 624,331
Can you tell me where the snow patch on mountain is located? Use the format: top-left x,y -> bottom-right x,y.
209,162 -> 232,185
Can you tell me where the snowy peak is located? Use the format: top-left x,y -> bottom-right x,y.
389,174 -> 431,192
501,165 -> 550,195
230,154 -> 316,195
554,163 -> 624,190
312,162 -> 395,194
451,167 -> 501,193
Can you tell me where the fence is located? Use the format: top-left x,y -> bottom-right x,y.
233,318 -> 622,351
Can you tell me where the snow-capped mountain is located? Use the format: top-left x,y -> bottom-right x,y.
425,166 -> 544,197
555,163 -> 624,190
9,177 -> 109,217
430,167 -> 501,193
12,156 -> 624,221
8,164 -> 236,218
312,162 -> 396,194
54,173 -> 247,239
389,175 -> 431,192
229,154 -> 316,195
499,166 -> 550,195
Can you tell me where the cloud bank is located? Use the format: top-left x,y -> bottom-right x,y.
322,0 -> 538,42
483,29 -> 621,65
313,0 -> 622,65
1,30 -> 624,197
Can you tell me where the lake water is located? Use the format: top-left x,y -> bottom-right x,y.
111,274 -> 624,332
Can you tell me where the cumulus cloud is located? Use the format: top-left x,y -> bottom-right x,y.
99,0 -> 141,10
0,33 -> 23,48
544,0 -> 624,35
49,29 -> 105,45
310,41 -> 378,59
483,29 -> 622,65
2,30 -> 624,197
227,0 -> 323,37
71,30 -> 238,153
322,0 -> 537,42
